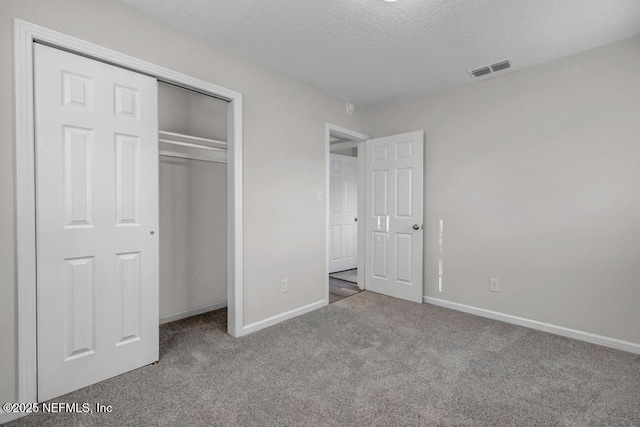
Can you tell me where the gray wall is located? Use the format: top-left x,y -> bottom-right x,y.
365,35 -> 640,345
0,0 -> 367,404
159,157 -> 227,318
158,83 -> 228,141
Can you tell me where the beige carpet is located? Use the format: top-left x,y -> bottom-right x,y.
9,291 -> 640,426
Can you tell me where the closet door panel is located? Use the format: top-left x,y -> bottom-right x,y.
35,43 -> 159,401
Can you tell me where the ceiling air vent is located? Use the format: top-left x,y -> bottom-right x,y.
470,66 -> 491,78
490,59 -> 511,72
468,58 -> 513,79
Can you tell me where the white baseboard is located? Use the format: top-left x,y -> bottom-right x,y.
159,300 -> 227,325
0,410 -> 27,424
424,296 -> 640,355
242,299 -> 327,336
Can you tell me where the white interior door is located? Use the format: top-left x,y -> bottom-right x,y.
329,154 -> 358,273
365,131 -> 424,303
34,44 -> 159,400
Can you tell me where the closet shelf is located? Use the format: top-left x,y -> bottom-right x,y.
158,130 -> 227,150
159,131 -> 227,164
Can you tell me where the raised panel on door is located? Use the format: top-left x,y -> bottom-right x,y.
63,126 -> 94,228
372,170 -> 389,217
115,134 -> 141,226
35,43 -> 158,401
64,257 -> 96,361
396,168 -> 413,218
395,233 -> 413,283
330,226 -> 342,261
365,131 -> 424,303
329,154 -> 358,273
372,232 -> 388,279
116,252 -> 142,346
343,224 -> 355,259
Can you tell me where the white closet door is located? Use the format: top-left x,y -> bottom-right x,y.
365,131 -> 424,303
34,44 -> 159,401
329,154 -> 358,273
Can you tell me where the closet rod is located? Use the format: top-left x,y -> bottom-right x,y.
159,140 -> 227,164
159,151 -> 226,164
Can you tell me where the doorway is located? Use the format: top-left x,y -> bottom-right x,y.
325,124 -> 369,303
325,125 -> 426,306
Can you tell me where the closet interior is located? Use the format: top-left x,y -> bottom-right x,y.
158,82 -> 229,323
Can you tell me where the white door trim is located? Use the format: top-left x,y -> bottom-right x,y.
13,19 -> 244,405
325,123 -> 370,299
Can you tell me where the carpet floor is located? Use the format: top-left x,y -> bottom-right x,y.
9,291 -> 640,426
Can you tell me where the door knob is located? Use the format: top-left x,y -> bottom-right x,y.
412,224 -> 420,230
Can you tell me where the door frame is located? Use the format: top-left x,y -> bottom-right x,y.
325,124 -> 370,299
14,19 -> 244,404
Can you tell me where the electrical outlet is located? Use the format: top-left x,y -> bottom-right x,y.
490,278 -> 500,293
281,279 -> 289,293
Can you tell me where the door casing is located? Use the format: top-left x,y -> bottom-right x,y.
14,19 -> 244,405
325,123 -> 369,299
326,126 -> 426,304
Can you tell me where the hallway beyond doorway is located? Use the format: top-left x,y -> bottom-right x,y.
329,269 -> 361,303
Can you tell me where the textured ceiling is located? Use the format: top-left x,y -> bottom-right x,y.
122,0 -> 640,106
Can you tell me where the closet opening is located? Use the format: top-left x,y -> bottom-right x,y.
158,82 -> 229,330
16,21 -> 245,403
